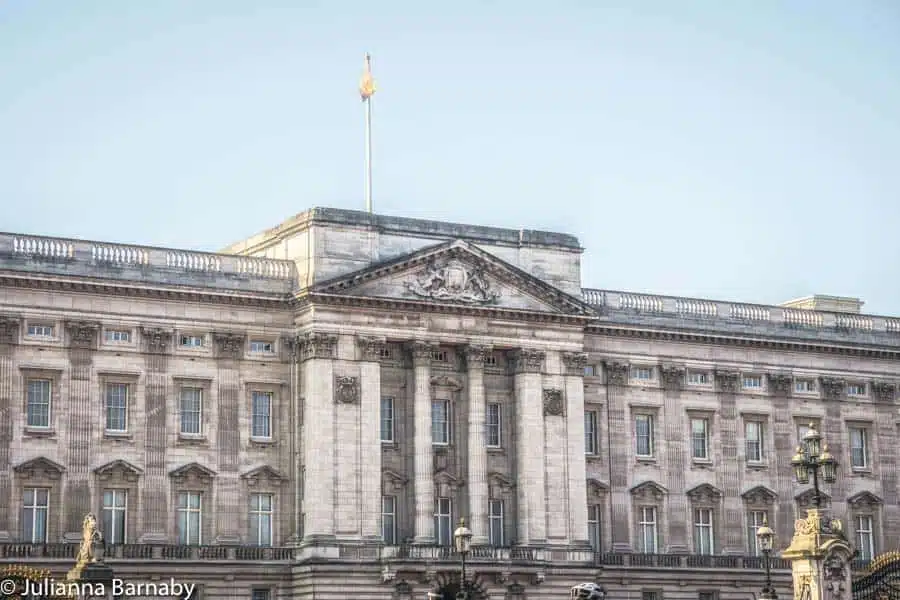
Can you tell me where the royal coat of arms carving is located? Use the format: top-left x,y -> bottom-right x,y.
334,376 -> 360,404
405,258 -> 499,304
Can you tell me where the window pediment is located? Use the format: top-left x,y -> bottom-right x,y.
488,472 -> 515,497
741,485 -> 777,507
169,462 -> 216,485
848,491 -> 882,509
795,488 -> 831,508
687,483 -> 723,504
587,478 -> 609,499
430,375 -> 462,391
434,469 -> 462,497
630,480 -> 667,503
241,465 -> 284,487
14,456 -> 65,480
94,460 -> 142,483
382,469 -> 408,494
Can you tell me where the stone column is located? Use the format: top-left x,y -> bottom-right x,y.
782,509 -> 854,600
64,322 -> 100,541
301,333 -> 338,542
357,337 -> 385,541
464,345 -> 490,546
213,332 -> 245,543
769,374 -> 796,541
139,327 -> 171,542
661,364 -> 688,552
820,378 -> 847,516
411,341 -> 435,544
0,316 -> 18,542
604,362 -> 631,552
562,352 -> 589,547
717,370 -> 744,554
872,382 -> 899,544
282,335 -> 302,544
511,349 -> 546,546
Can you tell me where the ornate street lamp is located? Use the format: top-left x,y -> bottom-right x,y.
790,423 -> 838,508
756,515 -> 777,600
454,518 -> 473,600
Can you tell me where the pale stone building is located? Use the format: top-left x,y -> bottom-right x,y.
0,207 -> 896,599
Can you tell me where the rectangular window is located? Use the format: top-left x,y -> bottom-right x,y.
101,489 -> 127,545
484,353 -> 498,367
22,488 -> 49,543
486,403 -> 502,447
747,510 -> 768,556
251,591 -> 271,600
431,399 -> 450,445
588,504 -> 602,552
742,375 -> 762,390
583,364 -> 596,377
635,414 -> 654,457
642,593 -> 660,600
27,324 -> 54,337
850,427 -> 869,469
855,515 -> 874,561
794,379 -> 815,393
434,497 -> 452,546
488,500 -> 504,547
847,383 -> 866,397
638,506 -> 658,553
176,492 -> 202,545
631,367 -> 653,381
104,329 -> 131,343
180,387 -> 203,435
585,410 -> 599,455
105,383 -> 128,432
694,508 -> 714,555
180,335 -> 204,348
249,340 -> 274,353
381,496 -> 396,545
26,379 -> 51,428
687,371 -> 710,385
691,418 -> 709,460
249,493 -> 273,546
251,391 -> 272,439
699,593 -> 717,600
380,397 -> 395,443
745,421 -> 764,462
431,350 -> 449,363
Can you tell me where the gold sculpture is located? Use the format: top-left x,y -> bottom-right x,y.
359,53 -> 376,100
66,513 -> 102,581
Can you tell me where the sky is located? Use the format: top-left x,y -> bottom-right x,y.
1,1 -> 898,313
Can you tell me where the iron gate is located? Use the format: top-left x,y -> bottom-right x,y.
853,552 -> 900,600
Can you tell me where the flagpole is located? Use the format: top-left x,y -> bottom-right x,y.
364,92 -> 373,214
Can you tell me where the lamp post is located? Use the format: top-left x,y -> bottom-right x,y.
454,518 -> 473,600
756,515 -> 777,600
790,423 -> 838,509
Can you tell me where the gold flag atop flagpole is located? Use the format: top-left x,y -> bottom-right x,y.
359,53 -> 376,101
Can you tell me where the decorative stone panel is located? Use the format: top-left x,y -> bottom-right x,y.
334,376 -> 360,404
169,462 -> 216,487
94,460 -> 142,484
715,371 -> 740,393
66,321 -> 99,349
382,469 -> 408,495
434,469 -> 462,497
741,485 -> 777,508
300,332 -> 337,361
871,381 -> 896,403
604,362 -> 628,385
630,480 -> 667,503
587,478 -> 609,500
214,332 -> 245,359
847,491 -> 882,510
542,388 -> 564,416
140,326 -> 171,354
488,472 -> 515,498
430,375 -> 462,391
510,349 -> 544,374
14,457 -> 65,481
768,374 -> 792,396
561,352 -> 588,376
357,336 -> 387,361
240,466 -> 284,488
404,257 -> 499,304
464,345 -> 490,366
820,377 -> 845,400
687,483 -> 723,505
660,364 -> 685,390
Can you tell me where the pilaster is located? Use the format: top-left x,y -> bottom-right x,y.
357,336 -> 385,540
872,381 -> 899,544
716,369 -> 743,554
820,378 -> 847,517
768,373 -> 795,540
138,327 -> 171,543
562,352 -> 589,547
511,348 -> 546,546
410,341 -> 436,544
464,345 -> 490,546
0,315 -> 18,542
213,332 -> 245,543
63,321 -> 99,541
661,364 -> 688,552
603,361 -> 631,552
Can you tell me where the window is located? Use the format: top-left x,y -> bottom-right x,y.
22,488 -> 49,543
699,593 -> 717,600
588,504 -> 602,552
742,375 -> 762,390
850,427 -> 869,469
486,403 -> 502,447
747,510 -> 768,555
637,507 -> 658,553
26,379 -> 51,428
251,391 -> 272,439
378,346 -> 394,360
641,593 -> 660,600
847,383 -> 866,397
249,493 -> 273,546
745,421 -> 765,462
176,492 -> 202,545
694,508 -> 714,555
431,350 -> 449,363
381,496 -> 396,545
489,500 -> 504,546
691,418 -> 709,460
434,497 -> 452,546
795,379 -> 815,393
431,399 -> 450,445
484,353 -> 498,367
180,335 -> 204,348
632,367 -> 653,381
249,340 -> 274,353
687,371 -> 709,385
251,591 -> 271,600
104,329 -> 131,343
180,388 -> 203,435
584,364 -> 596,377
101,490 -> 127,545
105,383 -> 128,432
585,410 -> 599,455
27,324 -> 54,337
855,515 -> 874,561
380,397 -> 394,443
635,414 -> 654,457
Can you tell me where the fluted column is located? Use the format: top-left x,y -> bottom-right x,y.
139,327 -> 171,542
604,362 -> 631,552
563,352 -> 590,547
465,345 -> 490,546
213,332 -> 245,543
718,370 -> 744,554
661,364 -> 688,552
358,337 -> 386,540
411,341 -> 435,544
820,378 -> 847,516
769,374 -> 795,541
872,382 -> 899,544
512,349 -> 546,546
0,316 -> 18,542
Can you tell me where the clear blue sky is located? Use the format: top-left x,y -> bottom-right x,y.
2,1 -> 898,312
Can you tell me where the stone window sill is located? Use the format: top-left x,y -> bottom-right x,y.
585,454 -> 603,463
487,446 -> 505,455
851,468 -> 873,477
24,427 -> 56,438
381,441 -> 399,451
178,434 -> 208,445
745,461 -> 769,471
104,431 -> 134,441
250,437 -> 275,446
636,456 -> 656,464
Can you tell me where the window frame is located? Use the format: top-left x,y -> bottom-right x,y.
634,413 -> 655,459
690,417 -> 710,461
488,499 -> 504,547
22,487 -> 50,543
103,328 -> 132,344
249,340 -> 275,354
431,399 -> 451,446
101,489 -> 128,545
849,425 -> 870,470
741,374 -> 763,391
747,509 -> 769,556
176,491 -> 203,545
381,495 -> 396,545
745,419 -> 765,463
25,378 -> 52,430
486,402 -> 502,448
26,323 -> 55,338
631,366 -> 655,382
179,386 -> 204,437
250,390 -> 273,440
855,514 -> 875,561
249,492 -> 274,547
584,409 -> 599,456
434,497 -> 453,546
380,397 -> 395,444
693,507 -> 715,555
104,382 -> 129,434
587,503 -> 602,552
637,506 -> 658,554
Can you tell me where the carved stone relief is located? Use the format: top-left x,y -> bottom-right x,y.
168,463 -> 215,486
796,488 -> 832,509
715,371 -> 740,393
871,381 -> 896,403
823,553 -> 849,600
488,472 -> 515,498
13,457 -> 65,480
334,376 -> 360,404
241,466 -> 284,488
630,481 -> 667,503
409,341 -> 435,366
405,258 -> 499,304
561,352 -> 588,376
94,460 -> 142,484
214,332 -> 245,359
741,485 -> 777,507
542,388 -> 565,416
357,336 -> 387,362
687,483 -> 723,505
768,373 -> 792,396
847,491 -> 882,510
0,315 -> 19,344
660,364 -> 685,390
430,375 -> 463,391
140,326 -> 171,354
301,332 -> 337,361
820,377 -> 845,401
510,349 -> 544,374
605,362 -> 629,386
464,345 -> 490,367
66,321 -> 99,349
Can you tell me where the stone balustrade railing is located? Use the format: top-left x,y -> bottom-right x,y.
583,288 -> 900,343
0,233 -> 297,295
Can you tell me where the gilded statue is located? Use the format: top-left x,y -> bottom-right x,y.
67,513 -> 103,581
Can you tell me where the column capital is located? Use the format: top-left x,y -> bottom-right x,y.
510,349 -> 544,374
0,315 -> 19,345
408,340 -> 436,367
561,352 -> 588,377
66,321 -> 100,350
660,364 -> 685,391
464,345 -> 491,367
872,380 -> 897,403
604,361 -> 629,386
820,377 -> 845,401
300,332 -> 337,361
140,326 -> 171,354
281,334 -> 300,362
767,373 -> 792,396
357,336 -> 387,362
715,370 -> 740,393
213,331 -> 245,360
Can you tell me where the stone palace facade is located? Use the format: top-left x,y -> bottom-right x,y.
0,207 -> 897,599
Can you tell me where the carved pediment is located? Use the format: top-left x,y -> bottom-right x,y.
741,485 -> 777,506
241,465 -> 284,487
434,469 -> 462,497
308,239 -> 597,317
687,483 -> 723,504
795,488 -> 831,508
169,462 -> 216,485
488,472 -> 515,497
587,478 -> 609,498
430,375 -> 463,391
848,491 -> 882,509
630,480 -> 667,503
14,457 -> 65,480
94,460 -> 143,483
382,469 -> 408,494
